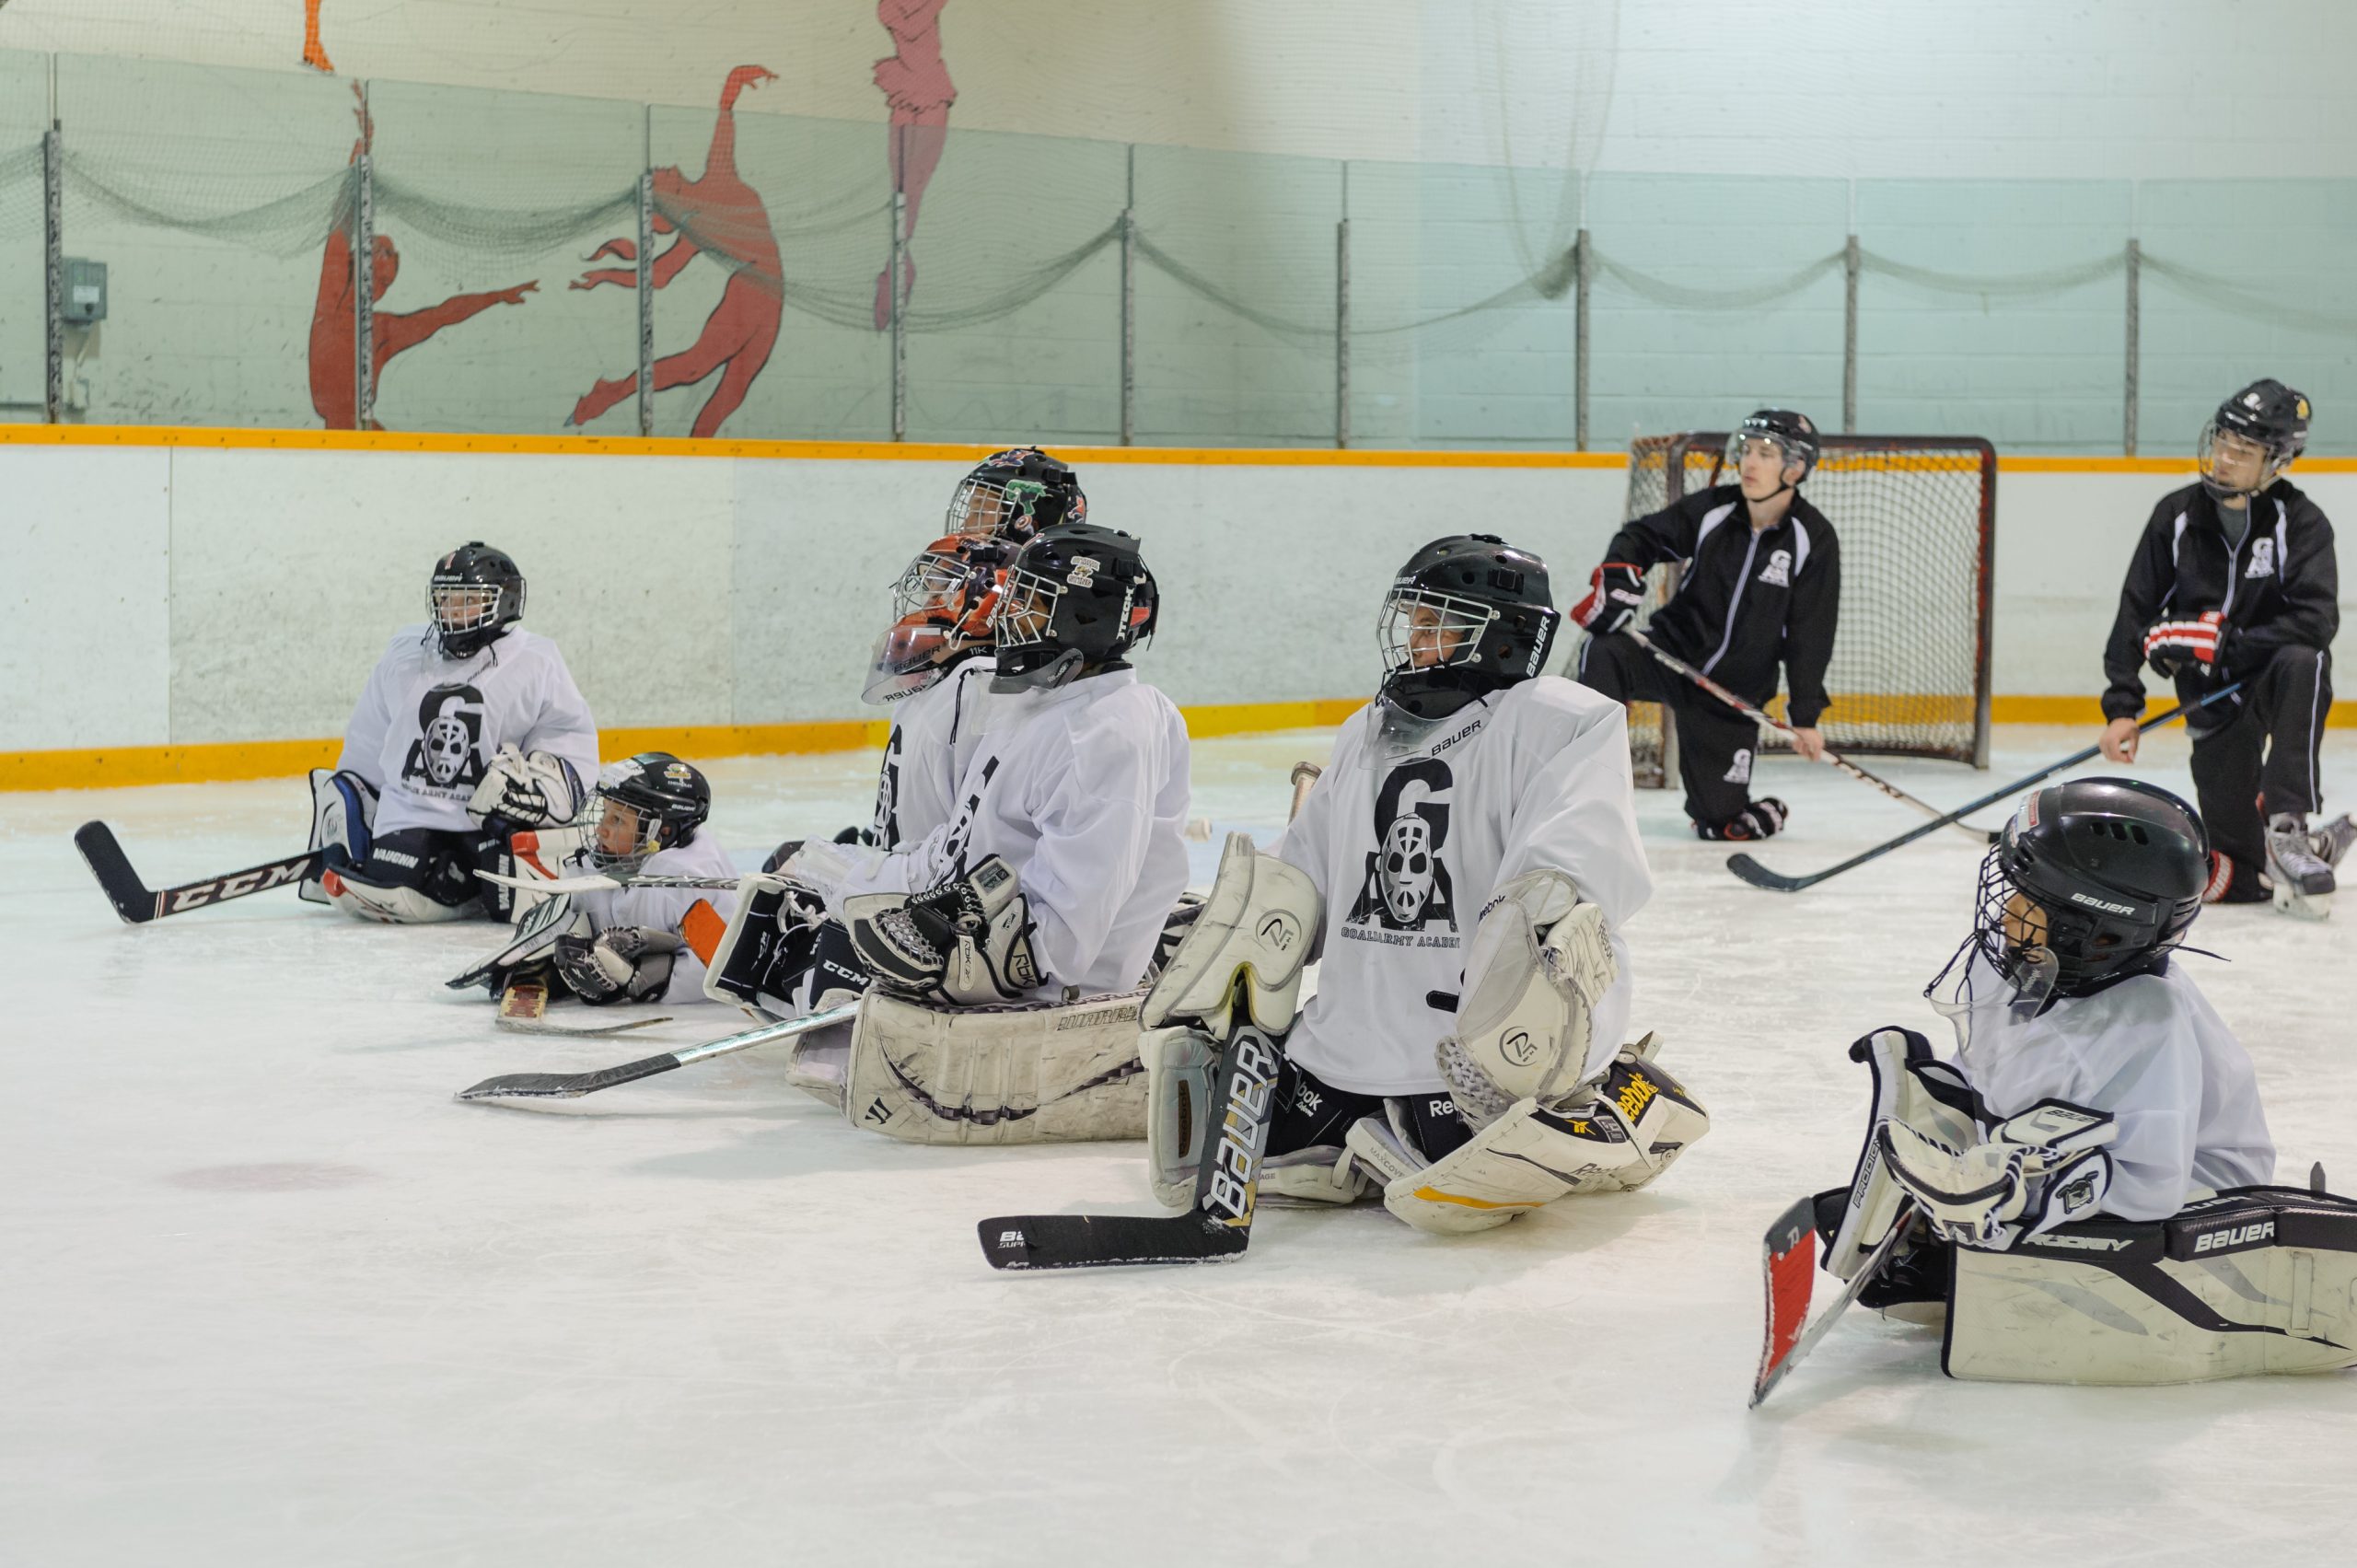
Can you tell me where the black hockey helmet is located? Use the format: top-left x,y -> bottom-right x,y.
586,752 -> 712,872
946,446 -> 1087,540
428,541 -> 525,659
993,521 -> 1156,692
1724,408 -> 1819,484
2200,378 -> 2310,500
1956,777 -> 2210,1002
1376,534 -> 1562,719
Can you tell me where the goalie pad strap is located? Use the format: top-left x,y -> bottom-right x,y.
843,989 -> 1148,1144
1142,832 -> 1318,1037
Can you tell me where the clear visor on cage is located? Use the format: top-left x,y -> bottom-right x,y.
585,795 -> 662,872
1376,587 -> 1495,678
431,583 -> 503,633
946,477 -> 1046,538
2197,423 -> 2285,494
996,568 -> 1061,650
864,619 -> 965,703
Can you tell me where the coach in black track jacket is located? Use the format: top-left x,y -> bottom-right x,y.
1573,409 -> 1841,840
2099,378 -> 2343,909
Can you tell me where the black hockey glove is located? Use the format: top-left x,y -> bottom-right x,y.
553,927 -> 683,1005
1571,562 -> 1646,634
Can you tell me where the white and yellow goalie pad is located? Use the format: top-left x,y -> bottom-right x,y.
1351,1036 -> 1711,1236
1946,1185 -> 2357,1384
1141,832 -> 1318,1037
840,988 -> 1149,1145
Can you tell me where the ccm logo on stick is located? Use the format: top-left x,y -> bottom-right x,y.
168,862 -> 308,912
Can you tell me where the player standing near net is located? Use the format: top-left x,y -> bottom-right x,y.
1572,410 -> 1840,842
306,542 -> 599,923
2097,379 -> 2348,917
1142,535 -> 1708,1234
1794,779 -> 2357,1385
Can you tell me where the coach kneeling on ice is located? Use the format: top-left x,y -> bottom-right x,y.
1814,778 -> 2357,1384
709,522 -> 1190,1144
1147,534 -> 1709,1237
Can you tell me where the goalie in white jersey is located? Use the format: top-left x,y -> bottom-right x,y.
307,541 -> 600,923
1806,779 -> 2357,1385
1146,535 -> 1711,1236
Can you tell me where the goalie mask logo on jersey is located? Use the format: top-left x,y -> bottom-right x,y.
1348,758 -> 1457,932
401,684 -> 489,793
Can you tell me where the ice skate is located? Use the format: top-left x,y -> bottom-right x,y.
2312,813 -> 2357,869
2266,814 -> 2335,919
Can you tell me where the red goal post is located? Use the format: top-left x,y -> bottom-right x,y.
1608,432 -> 1998,787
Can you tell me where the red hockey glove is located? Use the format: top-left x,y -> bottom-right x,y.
1572,562 -> 1646,633
2143,610 -> 2223,677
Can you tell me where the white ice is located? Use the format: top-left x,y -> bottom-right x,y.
5,729 -> 2354,1567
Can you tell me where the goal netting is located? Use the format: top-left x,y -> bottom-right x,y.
1613,432 -> 1997,788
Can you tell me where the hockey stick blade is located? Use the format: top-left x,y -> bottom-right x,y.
1750,1198 -> 1918,1409
75,821 -> 319,924
494,1014 -> 675,1038
1723,683 -> 2244,894
458,1001 -> 858,1101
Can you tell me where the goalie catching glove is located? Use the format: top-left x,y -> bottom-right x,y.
843,856 -> 1040,1006
468,745 -> 583,830
553,925 -> 685,1005
1435,868 -> 1619,1130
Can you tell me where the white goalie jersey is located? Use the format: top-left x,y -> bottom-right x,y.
829,668 -> 1191,997
1275,677 -> 1653,1096
339,626 -> 600,838
873,657 -> 993,848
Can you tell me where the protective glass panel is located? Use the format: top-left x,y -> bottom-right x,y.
364,79 -> 640,434
1854,180 -> 2132,452
2138,180 -> 2357,460
1132,143 -> 1340,447
0,50 -> 46,422
1345,157 -> 1578,448
645,97 -> 888,441
53,51 -> 354,427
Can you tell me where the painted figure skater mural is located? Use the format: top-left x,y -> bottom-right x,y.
873,0 -> 955,330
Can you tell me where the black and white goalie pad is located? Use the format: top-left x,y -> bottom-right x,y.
1434,868 -> 1618,1131
702,875 -> 845,1021
1347,1035 -> 1711,1236
843,856 -> 1040,1005
1142,832 -> 1318,1038
1823,1028 -> 1985,1281
445,889 -> 589,996
1945,1185 -> 2357,1384
838,989 -> 1148,1145
300,768 -> 378,904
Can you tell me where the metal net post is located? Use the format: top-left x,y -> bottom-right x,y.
352,148 -> 375,431
42,123 -> 61,423
889,187 -> 907,442
2123,238 -> 2141,458
1120,146 -> 1136,447
1573,227 -> 1591,451
636,108 -> 654,438
1843,234 -> 1861,434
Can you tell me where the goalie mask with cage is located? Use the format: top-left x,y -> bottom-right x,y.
584,752 -> 712,872
1929,777 -> 2209,1015
427,541 -> 526,659
993,522 -> 1156,692
2199,378 -> 2310,502
945,447 -> 1086,540
1724,408 -> 1819,488
1375,534 -> 1561,726
864,533 -> 1015,704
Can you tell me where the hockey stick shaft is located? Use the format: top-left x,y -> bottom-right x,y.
75,821 -> 319,924
1627,633 -> 1985,842
457,1001 -> 860,1101
1727,682 -> 2245,893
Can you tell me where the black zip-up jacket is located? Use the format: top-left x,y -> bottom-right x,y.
2100,480 -> 2339,722
1599,485 -> 1842,727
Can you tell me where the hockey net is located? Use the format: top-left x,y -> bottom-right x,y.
1614,433 -> 1997,789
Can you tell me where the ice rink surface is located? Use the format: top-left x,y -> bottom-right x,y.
5,727 -> 2354,1567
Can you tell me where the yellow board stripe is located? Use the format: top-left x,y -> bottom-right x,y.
8,696 -> 2357,792
5,423 -> 2356,474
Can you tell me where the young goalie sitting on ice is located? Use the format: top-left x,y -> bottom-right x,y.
449,753 -> 739,1009
1813,777 -> 2357,1384
1141,534 -> 1710,1237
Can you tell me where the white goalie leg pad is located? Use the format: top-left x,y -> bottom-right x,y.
1879,1100 -> 2118,1250
300,768 -> 377,904
1945,1187 -> 2357,1384
1144,1024 -> 1219,1208
843,856 -> 1041,1005
1559,1034 -> 1713,1194
1351,1099 -> 1647,1236
1434,869 -> 1617,1130
1824,1027 -> 1985,1281
325,874 -> 470,924
842,989 -> 1149,1144
1142,832 -> 1318,1037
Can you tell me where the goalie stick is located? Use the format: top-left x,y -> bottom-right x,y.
493,981 -> 673,1037
1628,633 -> 1991,843
1750,1194 -> 1921,1408
1726,682 -> 2245,893
457,1000 -> 859,1101
74,821 -> 319,924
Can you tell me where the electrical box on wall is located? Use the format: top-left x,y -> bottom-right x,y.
63,259 -> 107,324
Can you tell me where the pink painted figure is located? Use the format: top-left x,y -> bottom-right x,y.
568,65 -> 784,439
872,0 -> 956,330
